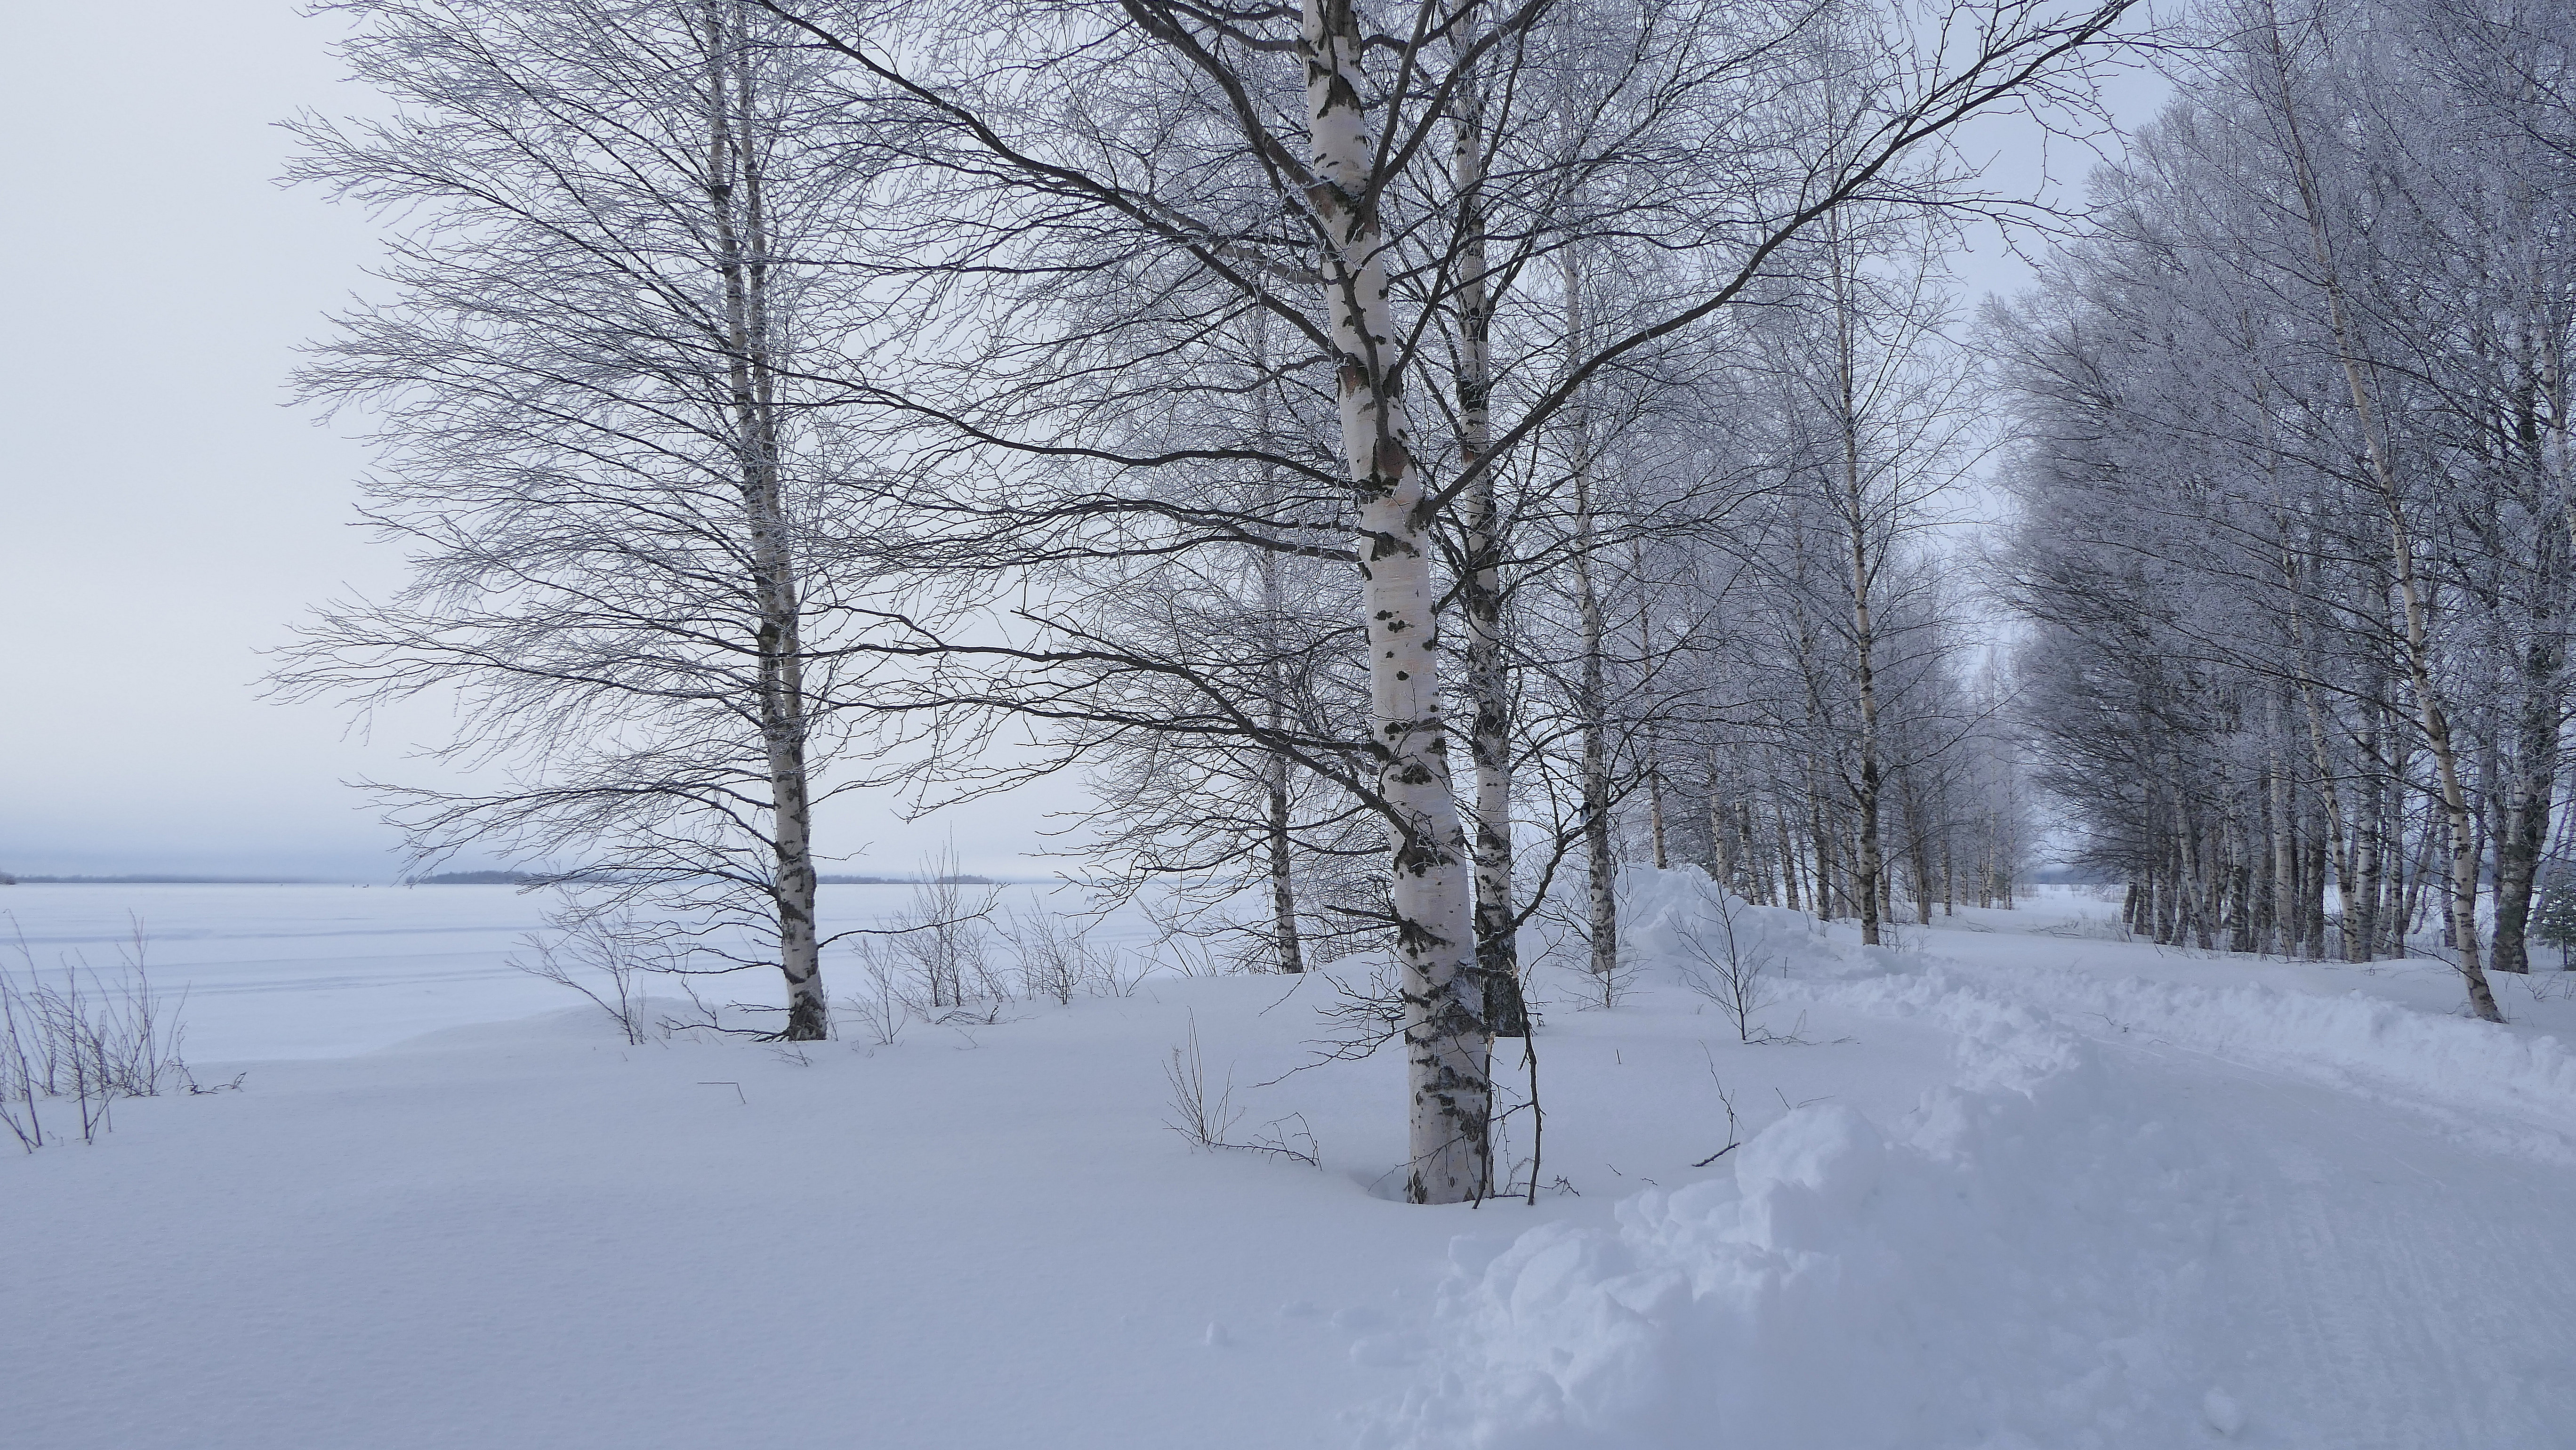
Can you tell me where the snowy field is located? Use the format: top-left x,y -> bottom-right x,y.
4,877 -> 2573,1448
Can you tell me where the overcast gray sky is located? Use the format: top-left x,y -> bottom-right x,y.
0,3 -> 2166,881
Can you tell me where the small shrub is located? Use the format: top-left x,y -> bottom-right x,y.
840,937 -> 911,1047
1161,1013 -> 1318,1167
1,914 -> 194,1150
1674,893 -> 1783,1044
884,848 -> 1004,1010
1000,907 -> 1117,1004
515,905 -> 664,1045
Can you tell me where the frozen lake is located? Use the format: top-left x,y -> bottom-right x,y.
0,881 -> 1154,1061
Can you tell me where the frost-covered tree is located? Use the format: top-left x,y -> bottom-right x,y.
1996,0 -> 2576,1020
277,0 -> 901,1039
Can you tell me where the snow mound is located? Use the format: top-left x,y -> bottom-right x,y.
1613,866 -> 1867,981
1369,1012 -> 2221,1450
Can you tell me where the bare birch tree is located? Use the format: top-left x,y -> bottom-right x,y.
277,0 -> 897,1038
749,0 -> 2128,1198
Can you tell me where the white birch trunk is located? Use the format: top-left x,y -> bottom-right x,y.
1634,558 -> 1667,872
1832,229 -> 1885,950
2258,2 -> 2500,1019
1258,538 -> 1306,976
1452,29 -> 1521,1036
1707,755 -> 1733,889
1561,253 -> 1618,986
704,0 -> 825,1039
1301,0 -> 1488,1201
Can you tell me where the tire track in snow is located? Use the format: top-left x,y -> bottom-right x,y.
2091,1037 -> 2576,1449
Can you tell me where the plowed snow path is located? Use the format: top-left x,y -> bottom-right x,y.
1916,907 -> 2576,1448
2096,1035 -> 2575,1447
1385,886 -> 2576,1449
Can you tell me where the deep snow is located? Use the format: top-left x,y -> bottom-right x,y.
3,877 -> 2570,1448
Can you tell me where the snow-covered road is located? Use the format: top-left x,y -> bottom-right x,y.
1388,883 -> 2576,1448
2,878 -> 2567,1447
2111,1035 -> 2573,1448
1930,906 -> 2576,1450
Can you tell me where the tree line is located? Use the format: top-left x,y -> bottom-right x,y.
1996,0 -> 2576,1024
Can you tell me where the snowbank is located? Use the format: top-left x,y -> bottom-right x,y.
15,873 -> 2571,1448
1613,866 -> 1858,978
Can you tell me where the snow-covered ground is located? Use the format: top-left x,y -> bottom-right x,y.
3,878 -> 2570,1448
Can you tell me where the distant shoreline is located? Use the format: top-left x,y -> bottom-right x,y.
2,873 -> 1049,887
3,875 -> 347,886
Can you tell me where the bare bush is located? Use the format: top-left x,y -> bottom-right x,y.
884,847 -> 1004,1011
1161,1012 -> 1319,1167
1675,894 -> 1783,1044
1148,930 -> 1227,980
1000,907 -> 1115,1005
840,937 -> 912,1047
515,904 -> 667,1045
1096,944 -> 1154,998
1694,1053 -> 1743,1167
1,915 -> 193,1150
1532,891 -> 1634,1009
1162,1012 -> 1242,1146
